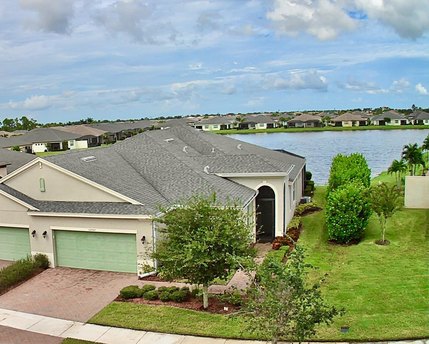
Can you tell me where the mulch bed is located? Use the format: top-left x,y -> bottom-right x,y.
116,295 -> 240,314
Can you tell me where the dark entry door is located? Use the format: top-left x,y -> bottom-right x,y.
256,185 -> 276,242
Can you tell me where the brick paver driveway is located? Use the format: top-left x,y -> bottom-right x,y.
0,267 -> 137,322
0,325 -> 62,344
0,260 -> 13,270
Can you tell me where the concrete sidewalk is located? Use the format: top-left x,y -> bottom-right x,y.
0,307 -> 427,344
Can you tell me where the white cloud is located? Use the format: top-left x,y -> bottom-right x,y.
266,70 -> 328,91
391,78 -> 410,93
20,0 -> 75,34
343,78 -> 410,95
9,95 -> 52,110
355,0 -> 429,39
267,0 -> 357,40
416,83 -> 428,95
267,0 -> 429,41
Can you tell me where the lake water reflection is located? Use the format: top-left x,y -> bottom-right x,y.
228,129 -> 429,185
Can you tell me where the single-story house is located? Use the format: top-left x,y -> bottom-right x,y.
287,114 -> 323,128
331,111 -> 368,127
370,110 -> 408,126
409,110 -> 429,125
0,128 -> 87,153
53,125 -> 108,147
0,126 -> 305,276
193,116 -> 236,131
237,114 -> 279,130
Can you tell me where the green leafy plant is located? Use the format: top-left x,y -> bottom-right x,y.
326,182 -> 372,244
143,290 -> 159,300
152,193 -> 255,309
370,183 -> 402,245
294,202 -> 321,216
242,245 -> 344,344
33,253 -> 50,269
141,284 -> 156,294
119,285 -> 143,299
327,153 -> 371,195
402,143 -> 425,176
159,291 -> 171,302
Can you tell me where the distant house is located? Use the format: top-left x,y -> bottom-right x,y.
371,110 -> 408,126
0,128 -> 86,153
409,110 -> 429,125
331,111 -> 368,127
287,114 -> 322,128
0,149 -> 36,178
53,125 -> 107,147
193,116 -> 235,131
237,114 -> 278,130
0,126 -> 305,275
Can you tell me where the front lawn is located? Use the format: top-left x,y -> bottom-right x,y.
90,186 -> 429,341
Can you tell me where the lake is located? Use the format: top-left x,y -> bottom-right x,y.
228,129 -> 429,185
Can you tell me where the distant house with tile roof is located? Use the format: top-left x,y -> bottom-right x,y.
371,110 -> 408,126
409,110 -> 429,125
331,111 -> 368,127
287,114 -> 323,128
0,125 -> 305,275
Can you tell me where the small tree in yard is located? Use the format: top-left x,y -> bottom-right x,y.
152,194 -> 255,309
242,245 -> 344,344
370,183 -> 402,245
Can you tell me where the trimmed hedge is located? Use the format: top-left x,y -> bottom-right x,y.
120,285 -> 143,299
0,255 -> 50,294
327,153 -> 371,195
326,182 -> 372,243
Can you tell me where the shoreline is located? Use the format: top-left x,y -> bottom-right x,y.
215,125 -> 429,135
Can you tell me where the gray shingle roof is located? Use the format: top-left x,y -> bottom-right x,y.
372,110 -> 406,121
0,128 -> 81,148
0,149 -> 36,173
3,126 -> 304,215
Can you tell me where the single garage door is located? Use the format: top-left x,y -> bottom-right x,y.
0,227 -> 31,261
54,231 -> 137,273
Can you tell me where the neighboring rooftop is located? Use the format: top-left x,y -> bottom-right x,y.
0,149 -> 36,173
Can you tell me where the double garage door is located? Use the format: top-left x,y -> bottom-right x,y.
0,227 -> 31,261
54,231 -> 137,273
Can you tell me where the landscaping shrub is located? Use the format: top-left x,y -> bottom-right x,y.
305,171 -> 312,181
327,153 -> 371,195
0,255 -> 50,295
217,289 -> 243,306
287,216 -> 302,231
167,286 -> 180,293
143,290 -> 159,300
159,291 -> 171,302
294,202 -> 321,216
141,284 -> 156,294
326,182 -> 372,244
120,285 -> 143,299
190,287 -> 201,297
170,290 -> 189,302
33,253 -> 50,269
157,286 -> 168,293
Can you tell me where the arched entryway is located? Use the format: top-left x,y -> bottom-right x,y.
256,185 -> 275,242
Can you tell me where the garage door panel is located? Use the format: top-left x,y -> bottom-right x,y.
0,227 -> 31,261
55,231 -> 136,273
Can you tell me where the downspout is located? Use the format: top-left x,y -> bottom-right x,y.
139,219 -> 158,279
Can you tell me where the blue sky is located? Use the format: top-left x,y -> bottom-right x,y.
0,0 -> 428,123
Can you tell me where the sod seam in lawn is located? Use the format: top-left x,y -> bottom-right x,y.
89,184 -> 429,341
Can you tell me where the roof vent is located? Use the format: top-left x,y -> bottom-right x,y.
237,144 -> 242,150
183,146 -> 188,153
81,156 -> 97,162
164,138 -> 174,142
204,166 -> 210,174
211,147 -> 215,153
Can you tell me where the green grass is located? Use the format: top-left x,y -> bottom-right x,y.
90,185 -> 429,341
35,144 -> 112,157
36,151 -> 67,157
216,125 -> 429,135
62,339 -> 95,344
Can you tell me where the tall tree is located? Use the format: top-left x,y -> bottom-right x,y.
422,135 -> 429,169
387,159 -> 407,187
242,245 -> 343,344
152,194 -> 255,309
402,143 -> 425,176
370,183 -> 402,245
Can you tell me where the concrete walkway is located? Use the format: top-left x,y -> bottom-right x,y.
0,307 -> 427,344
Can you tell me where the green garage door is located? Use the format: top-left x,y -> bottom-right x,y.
0,227 -> 31,261
55,231 -> 137,273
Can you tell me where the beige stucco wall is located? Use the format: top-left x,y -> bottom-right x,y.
0,191 -> 153,275
404,176 -> 429,209
228,175 -> 287,237
5,161 -> 125,202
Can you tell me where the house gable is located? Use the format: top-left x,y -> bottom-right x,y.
0,190 -> 34,212
3,159 -> 128,203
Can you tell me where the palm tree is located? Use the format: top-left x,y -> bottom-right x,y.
402,143 -> 425,176
388,159 -> 407,187
422,135 -> 429,171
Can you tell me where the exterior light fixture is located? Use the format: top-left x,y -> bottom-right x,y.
31,230 -> 36,237
141,235 -> 146,244
42,231 -> 47,239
